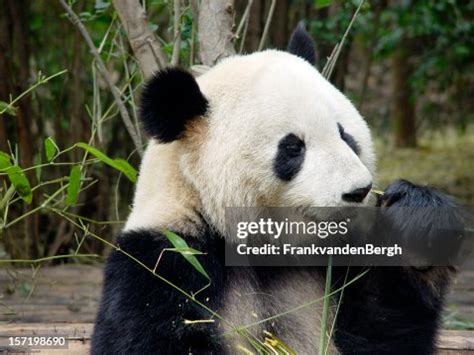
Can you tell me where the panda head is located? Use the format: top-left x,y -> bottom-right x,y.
133,24 -> 375,234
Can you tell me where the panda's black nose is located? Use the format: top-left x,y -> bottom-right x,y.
342,183 -> 372,203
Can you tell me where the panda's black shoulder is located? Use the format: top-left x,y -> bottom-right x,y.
112,229 -> 166,266
105,229 -> 224,294
92,228 -> 226,354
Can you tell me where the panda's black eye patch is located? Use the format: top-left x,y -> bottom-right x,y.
273,133 -> 306,181
338,123 -> 360,155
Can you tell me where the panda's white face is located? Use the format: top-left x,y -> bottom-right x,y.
127,50 -> 376,235
177,51 -> 375,230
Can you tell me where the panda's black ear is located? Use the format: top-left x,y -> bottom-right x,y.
139,68 -> 208,143
287,21 -> 316,65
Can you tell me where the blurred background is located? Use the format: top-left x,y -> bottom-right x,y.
0,0 -> 473,334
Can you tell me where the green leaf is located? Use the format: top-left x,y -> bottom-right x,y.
7,165 -> 32,204
0,152 -> 12,171
44,137 -> 59,162
162,229 -> 210,280
167,247 -> 205,255
0,101 -> 17,116
111,159 -> 138,183
94,0 -> 110,10
148,23 -> 158,32
79,12 -> 92,20
315,0 -> 332,9
0,185 -> 15,211
75,142 -> 137,183
66,165 -> 81,206
0,151 -> 33,204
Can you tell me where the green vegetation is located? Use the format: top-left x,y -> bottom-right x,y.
376,128 -> 474,204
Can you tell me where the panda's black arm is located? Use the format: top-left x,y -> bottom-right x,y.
91,229 -> 225,355
334,180 -> 461,355
334,265 -> 453,355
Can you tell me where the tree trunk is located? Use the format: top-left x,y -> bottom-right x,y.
3,0 -> 40,258
271,0 -> 289,49
70,1 -> 87,160
391,42 -> 417,148
8,0 -> 34,169
113,0 -> 166,78
0,4 -> 14,152
246,0 -> 262,52
198,0 -> 236,66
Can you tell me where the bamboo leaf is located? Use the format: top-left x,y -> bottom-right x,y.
112,159 -> 139,183
7,166 -> 32,204
66,165 -> 81,206
315,0 -> 332,9
0,152 -> 12,170
0,185 -> 15,211
162,229 -> 210,280
167,247 -> 205,255
44,137 -> 59,162
75,142 -> 137,183
0,101 -> 17,116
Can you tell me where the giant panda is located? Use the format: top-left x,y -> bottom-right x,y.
91,24 -> 461,354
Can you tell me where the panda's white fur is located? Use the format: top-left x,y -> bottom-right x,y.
127,50 -> 375,237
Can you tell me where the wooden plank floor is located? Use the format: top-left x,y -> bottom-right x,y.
0,265 -> 101,323
0,265 -> 473,354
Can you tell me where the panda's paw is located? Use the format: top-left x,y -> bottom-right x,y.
378,179 -> 454,209
377,180 -> 465,267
